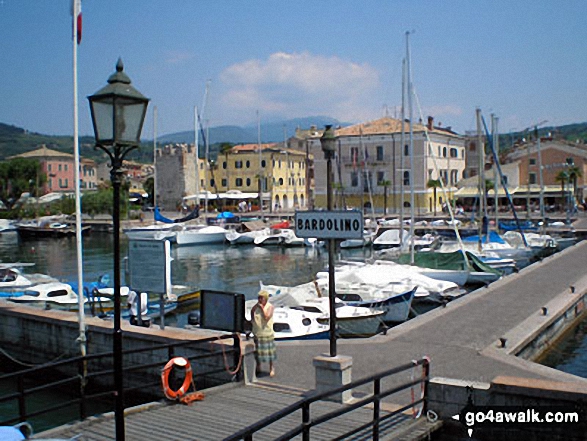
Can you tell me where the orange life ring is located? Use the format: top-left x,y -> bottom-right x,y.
161,357 -> 192,400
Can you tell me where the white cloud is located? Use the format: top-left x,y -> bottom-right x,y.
218,52 -> 382,123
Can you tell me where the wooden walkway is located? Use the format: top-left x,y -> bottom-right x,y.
36,382 -> 440,441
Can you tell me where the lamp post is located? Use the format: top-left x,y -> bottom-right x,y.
320,125 -> 337,357
88,59 -> 149,441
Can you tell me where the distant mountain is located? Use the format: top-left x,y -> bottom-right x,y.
157,116 -> 347,145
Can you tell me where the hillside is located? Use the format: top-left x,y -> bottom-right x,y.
2,119 -> 586,164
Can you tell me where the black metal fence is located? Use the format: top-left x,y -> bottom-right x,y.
225,357 -> 430,441
0,333 -> 241,429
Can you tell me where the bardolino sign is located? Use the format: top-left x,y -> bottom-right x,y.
295,210 -> 364,239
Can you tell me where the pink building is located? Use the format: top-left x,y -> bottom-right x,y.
12,145 -> 76,195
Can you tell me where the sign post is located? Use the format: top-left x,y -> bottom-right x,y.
295,209 -> 363,357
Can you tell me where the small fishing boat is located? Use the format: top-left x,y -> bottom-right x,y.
6,282 -> 110,307
245,306 -> 329,340
373,229 -> 411,249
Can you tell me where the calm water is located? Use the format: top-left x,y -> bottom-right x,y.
0,230 -> 374,324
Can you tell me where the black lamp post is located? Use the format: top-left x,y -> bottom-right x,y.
320,125 -> 337,357
88,59 -> 149,441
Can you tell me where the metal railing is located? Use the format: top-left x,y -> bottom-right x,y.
225,357 -> 430,441
0,333 -> 241,427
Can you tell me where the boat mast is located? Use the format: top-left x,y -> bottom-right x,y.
194,105 -> 200,209
406,31 -> 415,265
536,126 -> 546,233
476,108 -> 486,252
153,105 -> 158,220
492,114 -> 499,230
399,58 -> 405,247
257,110 -> 264,221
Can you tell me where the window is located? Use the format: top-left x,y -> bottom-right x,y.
278,178 -> 284,186
351,172 -> 358,187
450,148 -> 458,158
235,161 -> 243,169
443,147 -> 447,158
350,147 -> 359,165
376,145 -> 384,161
235,178 -> 243,187
65,164 -> 68,171
221,178 -> 227,187
469,142 -> 476,152
48,164 -> 52,172
58,164 -> 62,171
377,171 -> 385,185
246,160 -> 250,168
261,160 -> 266,168
404,144 -> 409,156
246,178 -> 251,186
529,173 -> 537,185
210,179 -> 215,187
222,162 -> 227,169
529,158 -> 536,165
403,171 -> 410,186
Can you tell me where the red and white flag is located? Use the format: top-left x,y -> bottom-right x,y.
72,0 -> 82,44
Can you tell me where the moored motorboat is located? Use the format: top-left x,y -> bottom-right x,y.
175,225 -> 228,246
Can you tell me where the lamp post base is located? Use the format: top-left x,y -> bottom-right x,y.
313,354 -> 353,403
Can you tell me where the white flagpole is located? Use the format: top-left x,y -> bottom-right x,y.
73,0 -> 86,358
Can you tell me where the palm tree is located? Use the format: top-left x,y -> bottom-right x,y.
208,159 -> 221,211
426,179 -> 441,215
378,180 -> 391,215
555,170 -> 568,212
567,166 -> 582,207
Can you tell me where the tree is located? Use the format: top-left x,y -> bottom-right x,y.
143,177 -> 154,205
378,180 -> 391,215
426,179 -> 441,216
0,158 -> 45,211
555,171 -> 568,211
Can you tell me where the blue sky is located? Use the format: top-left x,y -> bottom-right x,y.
1,1 -> 586,139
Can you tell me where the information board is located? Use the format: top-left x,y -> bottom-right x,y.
127,239 -> 171,294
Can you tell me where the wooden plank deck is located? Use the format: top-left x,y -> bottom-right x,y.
36,382 -> 440,441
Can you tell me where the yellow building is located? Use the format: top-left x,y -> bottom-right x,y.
196,143 -> 311,211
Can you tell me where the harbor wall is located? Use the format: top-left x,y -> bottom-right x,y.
0,302 -> 242,395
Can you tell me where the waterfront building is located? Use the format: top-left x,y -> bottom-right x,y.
505,138 -> 587,206
10,145 -> 76,195
80,158 -> 98,191
155,142 -> 312,212
301,117 -> 465,213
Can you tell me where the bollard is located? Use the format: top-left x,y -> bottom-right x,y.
541,307 -> 548,316
570,285 -> 576,294
499,337 -> 507,348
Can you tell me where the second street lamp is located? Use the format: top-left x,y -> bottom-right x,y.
88,58 -> 149,441
320,124 -> 337,357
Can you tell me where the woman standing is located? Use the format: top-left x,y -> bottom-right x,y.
250,290 -> 276,377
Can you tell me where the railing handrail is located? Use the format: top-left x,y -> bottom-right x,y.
225,357 -> 430,441
0,333 -> 235,381
0,333 -> 241,427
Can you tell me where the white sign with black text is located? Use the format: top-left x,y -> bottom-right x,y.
295,210 -> 364,239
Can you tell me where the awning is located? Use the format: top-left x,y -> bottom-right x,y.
454,186 -> 519,198
183,191 -> 270,201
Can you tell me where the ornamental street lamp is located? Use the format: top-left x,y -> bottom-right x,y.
320,125 -> 337,357
88,58 -> 149,441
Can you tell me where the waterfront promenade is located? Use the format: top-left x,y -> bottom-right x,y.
36,236 -> 587,439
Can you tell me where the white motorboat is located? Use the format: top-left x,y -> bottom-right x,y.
123,223 -> 180,241
245,304 -> 329,340
226,227 -> 270,245
0,264 -> 59,295
340,230 -> 374,249
175,225 -> 228,246
373,229 -> 411,249
6,282 -> 110,307
0,219 -> 16,233
292,297 -> 385,337
254,230 -> 287,246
